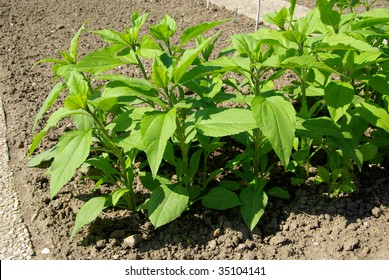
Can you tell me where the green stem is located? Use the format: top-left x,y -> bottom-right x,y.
86,107 -> 136,209
253,69 -> 263,177
135,53 -> 148,80
300,68 -> 309,118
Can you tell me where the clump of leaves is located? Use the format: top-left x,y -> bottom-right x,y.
29,1 -> 389,239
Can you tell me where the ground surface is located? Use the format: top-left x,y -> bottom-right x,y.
0,0 -> 388,260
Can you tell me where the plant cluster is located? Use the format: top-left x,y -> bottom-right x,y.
29,0 -> 389,239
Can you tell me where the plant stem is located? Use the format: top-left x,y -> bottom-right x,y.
86,107 -> 136,209
299,68 -> 309,118
135,53 -> 148,80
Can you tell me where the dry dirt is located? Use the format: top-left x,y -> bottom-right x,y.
0,0 -> 389,260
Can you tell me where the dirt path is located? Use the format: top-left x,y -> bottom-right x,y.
208,0 -> 310,20
0,0 -> 388,260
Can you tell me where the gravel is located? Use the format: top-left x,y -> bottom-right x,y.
0,87 -> 34,259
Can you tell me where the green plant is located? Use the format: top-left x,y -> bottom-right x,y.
29,1 -> 389,239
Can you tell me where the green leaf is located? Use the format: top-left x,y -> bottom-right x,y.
28,147 -> 56,168
180,19 -> 228,46
152,54 -> 170,89
86,155 -> 121,176
317,0 -> 340,31
138,35 -> 164,58
324,81 -> 354,122
67,69 -> 90,96
141,108 -> 177,177
91,29 -> 127,45
201,187 -> 241,210
359,143 -> 378,162
231,33 -> 258,60
139,172 -> 171,192
296,117 -> 363,169
320,34 -> 379,53
266,187 -> 291,199
112,188 -> 130,206
281,55 -> 337,74
296,8 -> 321,36
64,94 -> 87,110
356,101 -> 389,133
263,7 -> 289,30
369,75 -> 389,96
29,108 -> 86,155
69,22 -> 87,62
189,149 -> 203,178
317,166 -> 330,183
240,187 -> 268,231
252,94 -> 296,167
150,14 -> 177,41
174,35 -> 215,83
71,114 -> 93,130
197,108 -> 257,137
32,82 -> 65,134
49,129 -> 93,198
148,184 -> 189,228
71,196 -> 106,240
76,45 -> 125,74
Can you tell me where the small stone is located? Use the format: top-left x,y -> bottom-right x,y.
346,223 -> 359,231
371,207 -> 382,218
344,238 -> 360,251
41,248 -> 50,255
213,228 -> 223,238
269,235 -> 288,246
236,243 -> 247,253
96,239 -> 107,249
208,239 -> 217,250
360,246 -> 371,257
123,234 -> 142,249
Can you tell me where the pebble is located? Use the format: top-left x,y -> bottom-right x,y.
371,207 -> 382,218
344,238 -> 360,251
208,239 -> 217,250
269,235 -> 288,246
213,228 -> 223,238
236,243 -> 247,253
41,248 -> 50,254
123,234 -> 142,249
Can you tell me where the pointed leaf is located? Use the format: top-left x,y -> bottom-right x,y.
202,187 -> 241,210
76,45 -> 125,74
29,108 -> 86,155
240,187 -> 268,231
141,108 -> 177,177
252,94 -> 296,167
356,101 -> 389,133
71,196 -> 106,240
324,81 -> 354,122
28,147 -> 56,168
174,35 -> 215,83
197,108 -> 257,137
148,184 -> 189,228
181,19 -> 228,46
266,187 -> 291,199
32,82 -> 66,134
49,129 -> 93,198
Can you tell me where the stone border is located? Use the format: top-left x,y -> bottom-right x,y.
0,64 -> 34,259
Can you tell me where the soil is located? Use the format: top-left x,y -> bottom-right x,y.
1,0 -> 388,260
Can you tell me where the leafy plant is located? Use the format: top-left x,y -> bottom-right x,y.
29,1 -> 389,239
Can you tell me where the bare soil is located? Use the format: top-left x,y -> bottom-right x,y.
0,0 -> 388,260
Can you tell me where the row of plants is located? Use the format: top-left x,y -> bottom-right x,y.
29,0 -> 389,239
